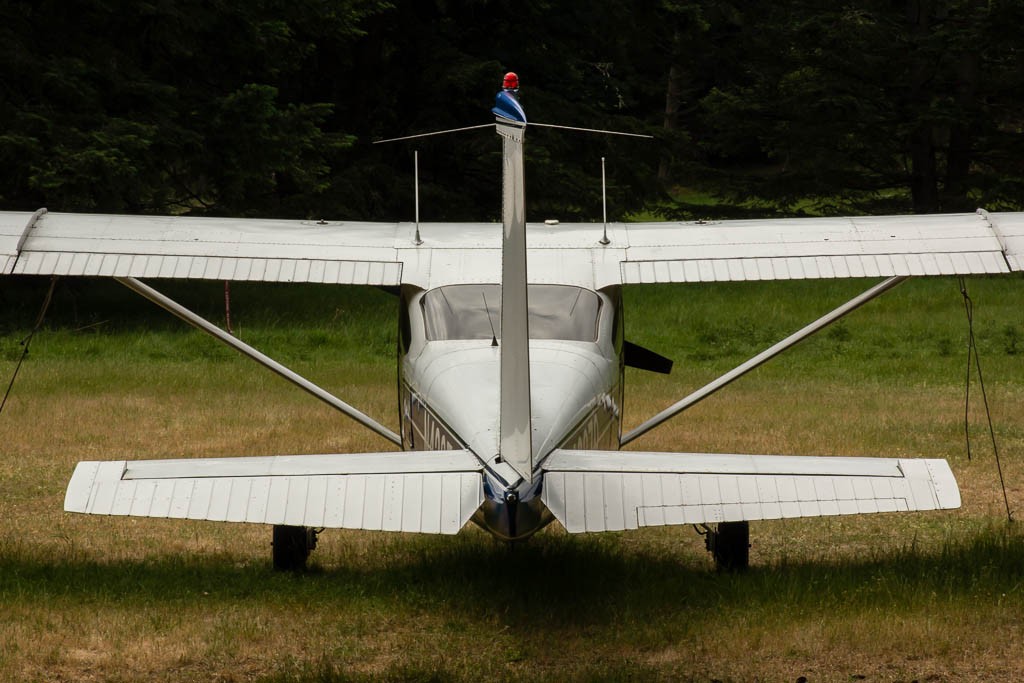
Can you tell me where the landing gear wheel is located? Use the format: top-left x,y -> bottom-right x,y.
706,521 -> 749,572
272,525 -> 318,571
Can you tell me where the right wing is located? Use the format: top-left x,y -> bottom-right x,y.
541,450 -> 959,533
65,450 -> 484,534
615,210 -> 1024,285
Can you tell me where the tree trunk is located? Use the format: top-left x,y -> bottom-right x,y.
910,126 -> 940,213
906,0 -> 940,213
942,8 -> 983,212
658,44 -> 684,183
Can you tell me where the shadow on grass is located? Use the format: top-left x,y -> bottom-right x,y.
2,526 -> 1020,682
2,526 -> 1020,619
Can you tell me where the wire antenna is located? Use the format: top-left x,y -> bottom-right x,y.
373,124 -> 494,145
482,292 -> 498,347
373,122 -> 652,145
529,122 -> 653,139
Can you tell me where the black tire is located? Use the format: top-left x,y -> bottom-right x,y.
272,525 -> 316,571
709,521 -> 750,572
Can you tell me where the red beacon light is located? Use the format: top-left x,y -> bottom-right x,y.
493,71 -> 526,122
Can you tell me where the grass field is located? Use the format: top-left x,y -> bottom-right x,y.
1,276 -> 1022,682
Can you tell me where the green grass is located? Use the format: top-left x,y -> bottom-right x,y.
624,277 -> 1024,380
1,276 -> 1023,681
1,278 -> 399,367
627,185 -> 917,221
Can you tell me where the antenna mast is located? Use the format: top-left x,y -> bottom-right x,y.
413,150 -> 422,245
600,157 -> 610,245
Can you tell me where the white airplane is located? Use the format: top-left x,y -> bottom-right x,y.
3,76 -> 1023,570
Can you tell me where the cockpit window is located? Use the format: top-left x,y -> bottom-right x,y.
421,284 -> 601,342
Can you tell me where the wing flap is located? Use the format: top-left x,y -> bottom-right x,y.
541,450 -> 959,533
621,251 -> 1010,284
65,450 -> 484,534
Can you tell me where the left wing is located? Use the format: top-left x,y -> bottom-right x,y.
540,449 -> 959,533
65,450 -> 484,534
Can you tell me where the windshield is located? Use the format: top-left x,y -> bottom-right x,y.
422,284 -> 601,342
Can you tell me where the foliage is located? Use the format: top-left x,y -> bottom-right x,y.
695,1 -> 1024,215
1,1 -> 1023,219
0,0 -> 383,215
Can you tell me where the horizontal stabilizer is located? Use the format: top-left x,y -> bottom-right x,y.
541,450 -> 960,533
65,451 -> 484,534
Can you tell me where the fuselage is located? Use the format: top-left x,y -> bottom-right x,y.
398,283 -> 624,540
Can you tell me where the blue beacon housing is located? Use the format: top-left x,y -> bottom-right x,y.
492,90 -> 527,123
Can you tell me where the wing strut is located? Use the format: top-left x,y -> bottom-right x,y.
115,276 -> 402,446
621,275 -> 908,446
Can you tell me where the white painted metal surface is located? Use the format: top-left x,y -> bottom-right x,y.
1,212 -> 405,283
0,211 -> 35,259
65,451 -> 484,534
620,212 -> 1013,283
984,210 -> 1024,271
4,210 -> 1021,286
401,340 -> 618,467
0,210 -> 43,274
498,120 -> 533,483
541,450 -> 959,532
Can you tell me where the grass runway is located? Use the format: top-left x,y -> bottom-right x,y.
1,277 -> 1022,682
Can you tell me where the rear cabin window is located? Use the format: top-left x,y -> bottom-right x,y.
422,284 -> 601,342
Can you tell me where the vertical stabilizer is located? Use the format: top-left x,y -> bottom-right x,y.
495,78 -> 532,483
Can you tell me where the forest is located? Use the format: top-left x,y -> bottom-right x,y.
2,0 -> 1023,223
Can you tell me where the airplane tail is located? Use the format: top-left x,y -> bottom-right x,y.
495,83 -> 533,483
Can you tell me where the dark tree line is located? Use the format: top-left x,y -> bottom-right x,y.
695,0 -> 1024,215
2,1 -> 1022,221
